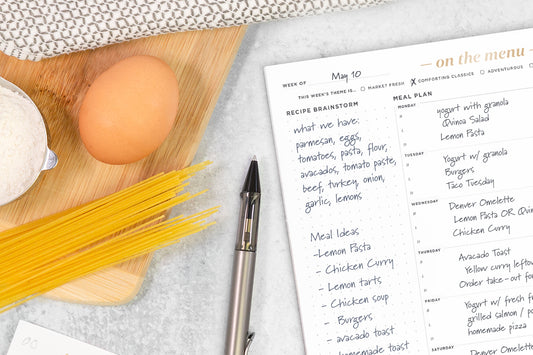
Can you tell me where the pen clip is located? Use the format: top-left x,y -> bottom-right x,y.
244,332 -> 255,355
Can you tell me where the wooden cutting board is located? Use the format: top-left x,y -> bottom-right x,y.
0,26 -> 246,305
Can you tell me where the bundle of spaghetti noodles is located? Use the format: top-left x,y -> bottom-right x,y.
0,161 -> 217,313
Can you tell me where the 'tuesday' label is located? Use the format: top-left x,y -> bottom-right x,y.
7,321 -> 116,355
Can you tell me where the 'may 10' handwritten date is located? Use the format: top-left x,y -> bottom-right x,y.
332,71 -> 362,83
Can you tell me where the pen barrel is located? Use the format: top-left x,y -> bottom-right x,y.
225,250 -> 256,355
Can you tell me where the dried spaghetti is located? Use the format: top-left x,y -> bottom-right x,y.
0,161 -> 217,313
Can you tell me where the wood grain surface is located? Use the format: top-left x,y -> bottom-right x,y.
0,26 -> 246,305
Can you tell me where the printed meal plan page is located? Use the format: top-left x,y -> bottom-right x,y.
265,28 -> 533,355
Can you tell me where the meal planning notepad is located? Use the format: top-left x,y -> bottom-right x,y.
265,28 -> 533,354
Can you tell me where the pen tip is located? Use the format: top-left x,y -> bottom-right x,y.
243,158 -> 260,193
252,155 -> 257,161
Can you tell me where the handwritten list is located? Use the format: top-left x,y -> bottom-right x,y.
265,28 -> 533,354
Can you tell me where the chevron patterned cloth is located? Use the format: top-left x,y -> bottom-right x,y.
0,0 -> 387,61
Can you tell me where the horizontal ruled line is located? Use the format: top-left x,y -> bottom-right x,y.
420,86 -> 533,105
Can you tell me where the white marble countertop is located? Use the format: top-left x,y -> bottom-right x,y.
1,0 -> 533,353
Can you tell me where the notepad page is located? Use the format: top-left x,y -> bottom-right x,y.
265,28 -> 533,355
7,320 -> 116,355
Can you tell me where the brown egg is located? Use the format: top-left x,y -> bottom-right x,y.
78,55 -> 179,165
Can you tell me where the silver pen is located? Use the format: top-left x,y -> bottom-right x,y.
225,157 -> 261,355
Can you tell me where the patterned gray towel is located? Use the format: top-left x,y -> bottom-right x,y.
0,0 -> 387,61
